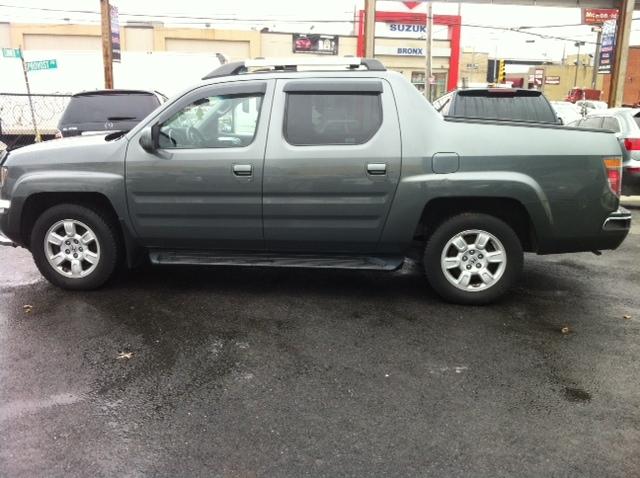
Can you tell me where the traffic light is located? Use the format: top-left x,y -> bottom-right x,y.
498,59 -> 506,83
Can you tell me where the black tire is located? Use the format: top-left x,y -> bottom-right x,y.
30,203 -> 121,290
423,213 -> 523,305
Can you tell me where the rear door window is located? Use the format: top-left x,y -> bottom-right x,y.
284,92 -> 382,146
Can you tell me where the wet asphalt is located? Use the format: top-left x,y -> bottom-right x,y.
0,210 -> 639,478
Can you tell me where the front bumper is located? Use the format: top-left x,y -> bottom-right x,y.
0,199 -> 16,247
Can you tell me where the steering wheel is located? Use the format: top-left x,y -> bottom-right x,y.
187,126 -> 207,147
159,129 -> 176,147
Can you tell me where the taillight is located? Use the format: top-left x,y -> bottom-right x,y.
604,157 -> 622,196
623,138 -> 640,150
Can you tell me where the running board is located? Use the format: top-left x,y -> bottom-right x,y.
149,250 -> 404,271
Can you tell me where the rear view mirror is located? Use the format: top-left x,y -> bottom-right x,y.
242,99 -> 250,114
139,126 -> 156,153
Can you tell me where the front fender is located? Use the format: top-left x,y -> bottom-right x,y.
6,171 -> 129,239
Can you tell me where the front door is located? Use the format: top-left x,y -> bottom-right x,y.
263,78 -> 402,252
125,80 -> 273,250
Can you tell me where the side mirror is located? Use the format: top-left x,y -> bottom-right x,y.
139,126 -> 157,153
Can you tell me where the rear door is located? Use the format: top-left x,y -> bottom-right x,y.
263,78 -> 401,253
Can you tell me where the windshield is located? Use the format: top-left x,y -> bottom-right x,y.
60,93 -> 160,125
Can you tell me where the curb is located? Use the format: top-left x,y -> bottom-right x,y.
621,196 -> 640,208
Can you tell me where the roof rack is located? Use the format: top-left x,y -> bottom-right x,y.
202,57 -> 386,80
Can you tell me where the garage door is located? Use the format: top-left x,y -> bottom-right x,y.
165,39 -> 250,60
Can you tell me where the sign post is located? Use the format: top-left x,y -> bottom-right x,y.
18,49 -> 40,143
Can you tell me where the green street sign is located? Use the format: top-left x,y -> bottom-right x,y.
2,48 -> 21,58
26,59 -> 58,71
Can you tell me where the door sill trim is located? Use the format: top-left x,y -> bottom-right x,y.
149,250 -> 404,271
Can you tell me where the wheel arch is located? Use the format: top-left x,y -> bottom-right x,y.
415,196 -> 538,252
18,191 -> 141,267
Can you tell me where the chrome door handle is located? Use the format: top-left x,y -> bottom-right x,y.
367,163 -> 387,175
233,164 -> 252,176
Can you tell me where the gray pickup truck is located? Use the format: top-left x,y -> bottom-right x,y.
0,58 -> 632,304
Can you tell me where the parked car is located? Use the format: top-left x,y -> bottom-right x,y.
433,88 -> 560,124
56,89 -> 167,138
575,100 -> 608,115
550,101 -> 582,125
571,108 -> 640,195
0,58 -> 631,304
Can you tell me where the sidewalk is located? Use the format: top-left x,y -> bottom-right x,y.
621,196 -> 640,208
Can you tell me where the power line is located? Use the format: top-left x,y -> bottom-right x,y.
0,2 -> 607,45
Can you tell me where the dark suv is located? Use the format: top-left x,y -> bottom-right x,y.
432,88 -> 560,124
57,89 -> 167,138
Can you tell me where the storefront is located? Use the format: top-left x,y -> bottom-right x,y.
356,10 -> 461,97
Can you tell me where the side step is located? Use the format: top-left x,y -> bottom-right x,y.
149,250 -> 404,271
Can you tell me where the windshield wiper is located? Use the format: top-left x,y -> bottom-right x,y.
107,116 -> 138,121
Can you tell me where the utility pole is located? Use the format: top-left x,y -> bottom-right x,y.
364,0 -> 376,58
424,2 -> 433,101
608,0 -> 634,107
591,27 -> 602,89
100,0 -> 114,89
573,41 -> 584,88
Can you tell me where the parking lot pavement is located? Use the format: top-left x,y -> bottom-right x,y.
0,211 -> 638,478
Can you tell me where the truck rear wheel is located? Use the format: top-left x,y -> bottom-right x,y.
424,213 -> 523,305
30,204 -> 121,290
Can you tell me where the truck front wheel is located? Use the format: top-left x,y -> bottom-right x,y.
424,213 -> 523,305
30,204 -> 121,290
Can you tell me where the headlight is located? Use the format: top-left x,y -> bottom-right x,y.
0,166 -> 7,188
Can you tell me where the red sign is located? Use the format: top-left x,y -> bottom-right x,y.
582,8 -> 618,24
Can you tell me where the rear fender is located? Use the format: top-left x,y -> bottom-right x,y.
378,172 -> 552,253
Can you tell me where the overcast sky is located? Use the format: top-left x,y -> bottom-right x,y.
1,0 -> 637,61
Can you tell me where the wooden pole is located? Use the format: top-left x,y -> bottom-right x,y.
591,28 -> 602,90
100,0 -> 114,89
364,0 -> 376,58
608,0 -> 633,107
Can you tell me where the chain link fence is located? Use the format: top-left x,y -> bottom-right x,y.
0,93 -> 72,151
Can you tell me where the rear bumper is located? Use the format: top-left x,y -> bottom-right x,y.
596,207 -> 632,250
602,207 -> 632,232
538,207 -> 631,254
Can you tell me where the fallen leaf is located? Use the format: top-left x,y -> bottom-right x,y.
23,305 -> 33,313
561,326 -> 570,334
623,315 -> 632,320
117,351 -> 134,360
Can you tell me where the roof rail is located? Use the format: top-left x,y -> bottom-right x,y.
202,57 -> 386,80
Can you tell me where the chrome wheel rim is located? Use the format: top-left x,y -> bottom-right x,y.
44,219 -> 101,278
440,229 -> 507,293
